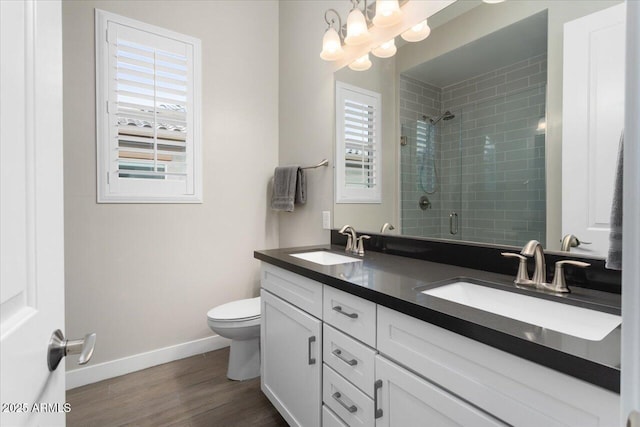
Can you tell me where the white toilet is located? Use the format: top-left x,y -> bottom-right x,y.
207,296 -> 261,381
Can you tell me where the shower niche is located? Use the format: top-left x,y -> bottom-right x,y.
399,12 -> 547,247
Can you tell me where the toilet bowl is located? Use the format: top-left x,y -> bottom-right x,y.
207,297 -> 261,381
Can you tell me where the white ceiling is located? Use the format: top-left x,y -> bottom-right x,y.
403,10 -> 548,88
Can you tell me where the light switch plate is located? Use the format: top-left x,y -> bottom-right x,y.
322,211 -> 331,229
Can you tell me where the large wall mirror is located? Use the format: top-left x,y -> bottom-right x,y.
333,0 -> 624,257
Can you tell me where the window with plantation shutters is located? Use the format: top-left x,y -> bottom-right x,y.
95,10 -> 202,203
335,82 -> 382,203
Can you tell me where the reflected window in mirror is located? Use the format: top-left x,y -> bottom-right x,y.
335,81 -> 382,204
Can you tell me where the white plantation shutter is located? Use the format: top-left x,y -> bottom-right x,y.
96,10 -> 202,203
335,82 -> 382,203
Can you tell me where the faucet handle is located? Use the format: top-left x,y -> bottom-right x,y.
501,252 -> 530,284
338,225 -> 354,252
549,260 -> 590,293
356,235 -> 371,256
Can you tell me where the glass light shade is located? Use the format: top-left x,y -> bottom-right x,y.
372,0 -> 402,27
344,8 -> 370,46
401,19 -> 431,42
372,39 -> 397,58
349,53 -> 372,71
483,0 -> 505,3
320,27 -> 344,61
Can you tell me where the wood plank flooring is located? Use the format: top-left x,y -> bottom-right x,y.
66,347 -> 288,427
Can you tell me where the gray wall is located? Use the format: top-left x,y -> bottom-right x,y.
277,1 -> 343,247
63,0 -> 279,369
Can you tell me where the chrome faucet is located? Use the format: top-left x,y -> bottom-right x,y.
380,223 -> 395,234
338,225 -> 357,254
560,234 -> 591,252
520,240 -> 546,285
503,239 -> 591,293
338,225 -> 370,256
560,234 -> 579,252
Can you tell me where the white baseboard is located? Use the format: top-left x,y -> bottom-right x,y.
66,335 -> 230,390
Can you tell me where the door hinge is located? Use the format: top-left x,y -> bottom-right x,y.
107,172 -> 110,185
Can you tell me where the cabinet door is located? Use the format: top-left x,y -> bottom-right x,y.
375,355 -> 506,427
261,289 -> 322,427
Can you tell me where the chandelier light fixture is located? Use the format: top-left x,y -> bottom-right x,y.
400,19 -> 431,42
345,3 -> 371,45
372,0 -> 403,27
320,11 -> 345,61
320,0 -> 425,72
321,0 -> 506,72
349,53 -> 373,71
371,38 -> 397,58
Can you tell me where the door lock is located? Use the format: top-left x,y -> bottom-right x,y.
47,329 -> 96,371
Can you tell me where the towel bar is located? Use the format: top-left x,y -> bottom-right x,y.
301,159 -> 329,170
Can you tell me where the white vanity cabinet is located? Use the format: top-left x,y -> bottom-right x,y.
260,263 -> 619,427
261,265 -> 323,427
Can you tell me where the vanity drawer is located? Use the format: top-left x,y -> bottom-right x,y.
261,264 -> 323,317
322,405 -> 348,427
323,286 -> 376,347
323,364 -> 374,427
323,324 -> 376,397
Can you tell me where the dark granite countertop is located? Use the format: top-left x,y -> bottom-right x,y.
254,244 -> 621,393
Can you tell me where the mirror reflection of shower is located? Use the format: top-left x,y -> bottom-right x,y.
417,111 -> 456,196
427,110 -> 455,125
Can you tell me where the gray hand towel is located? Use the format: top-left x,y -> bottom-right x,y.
606,132 -> 623,270
296,168 -> 307,205
271,166 -> 305,212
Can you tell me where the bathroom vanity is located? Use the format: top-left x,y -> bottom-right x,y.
255,239 -> 621,427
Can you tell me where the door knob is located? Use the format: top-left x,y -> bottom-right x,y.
628,410 -> 640,427
48,329 -> 96,371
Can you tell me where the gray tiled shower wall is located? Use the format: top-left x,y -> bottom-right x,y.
400,54 -> 547,247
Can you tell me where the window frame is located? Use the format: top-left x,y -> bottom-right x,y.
95,9 -> 202,203
335,81 -> 382,204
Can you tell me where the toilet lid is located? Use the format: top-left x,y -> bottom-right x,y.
207,297 -> 261,321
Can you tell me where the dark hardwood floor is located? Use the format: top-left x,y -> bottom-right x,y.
66,347 -> 288,427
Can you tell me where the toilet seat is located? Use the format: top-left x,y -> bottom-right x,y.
207,297 -> 261,322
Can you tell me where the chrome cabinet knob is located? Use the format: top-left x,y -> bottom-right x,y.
48,329 -> 96,371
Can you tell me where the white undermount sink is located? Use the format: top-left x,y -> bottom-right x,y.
290,251 -> 362,266
422,281 -> 621,341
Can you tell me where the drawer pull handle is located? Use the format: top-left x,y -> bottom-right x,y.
374,379 -> 383,419
332,392 -> 357,413
308,336 -> 316,365
333,306 -> 358,319
332,349 -> 357,366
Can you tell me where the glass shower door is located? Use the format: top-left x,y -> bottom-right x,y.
437,111 -> 463,240
400,115 -> 462,240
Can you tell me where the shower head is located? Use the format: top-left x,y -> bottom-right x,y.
428,110 -> 455,124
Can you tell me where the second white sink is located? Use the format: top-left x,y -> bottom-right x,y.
422,281 -> 621,341
290,251 -> 362,266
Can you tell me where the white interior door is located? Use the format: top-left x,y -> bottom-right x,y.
561,3 -> 626,257
1,1 -> 66,426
